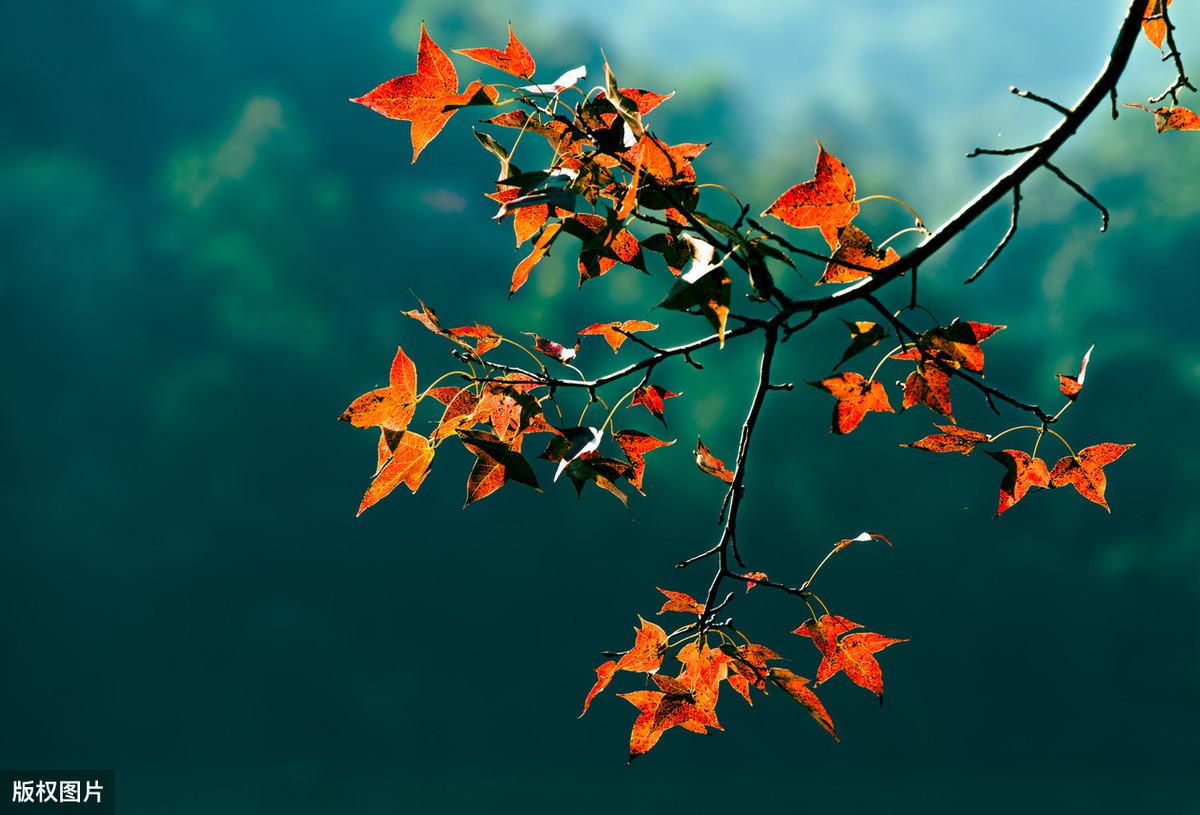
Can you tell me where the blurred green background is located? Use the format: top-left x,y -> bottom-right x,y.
2,1 -> 1198,812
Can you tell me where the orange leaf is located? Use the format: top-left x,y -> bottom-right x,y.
618,689 -> 718,762
1141,0 -> 1173,49
820,225 -> 899,284
630,134 -> 707,184
357,431 -> 434,516
511,223 -> 562,296
630,384 -> 680,426
613,430 -> 675,494
768,667 -> 838,741
578,320 -> 658,353
815,631 -> 907,699
339,346 -> 418,431
350,25 -> 497,162
656,588 -> 705,615
810,372 -> 894,434
615,616 -> 669,673
1057,343 -> 1094,400
762,141 -> 859,248
448,324 -> 502,356
1048,443 -> 1134,512
903,424 -> 990,454
902,362 -> 953,420
987,449 -> 1051,516
459,430 -> 540,506
694,436 -> 734,483
454,24 -> 536,79
740,571 -> 768,592
793,615 -> 862,658
580,660 -> 618,717
1125,101 -> 1200,132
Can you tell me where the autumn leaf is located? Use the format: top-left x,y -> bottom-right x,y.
722,642 -> 781,703
630,384 -> 680,425
431,387 -> 480,441
1058,343 -> 1094,399
458,429 -> 540,506
448,324 -> 502,356
902,362 -> 953,420
694,436 -> 734,483
657,263 -> 731,346
809,372 -> 894,434
350,24 -> 498,162
987,449 -> 1051,516
675,641 -> 731,712
580,660 -> 618,717
815,631 -> 907,700
902,424 -> 990,454
601,87 -> 675,116
1141,0 -> 1173,49
524,332 -> 580,364
836,320 -> 889,369
454,24 -> 536,79
563,213 -> 646,284
768,668 -> 838,741
618,688 -> 718,762
657,588 -> 705,615
562,454 -> 631,506
833,531 -> 893,552
578,320 -> 658,353
519,65 -> 587,95
893,321 -> 1005,373
340,346 -> 419,432
548,426 -> 605,483
740,571 -> 768,592
357,431 -> 434,516
402,297 -> 446,335
631,135 -> 708,185
1125,101 -> 1200,132
616,616 -> 669,673
613,429 -> 675,493
762,141 -> 859,248
820,225 -> 899,284
793,615 -> 862,658
1048,442 -> 1134,512
510,223 -> 562,296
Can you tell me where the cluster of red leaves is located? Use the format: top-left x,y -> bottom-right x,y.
582,592 -> 907,760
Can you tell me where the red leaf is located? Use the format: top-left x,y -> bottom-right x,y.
1048,442 -> 1134,512
820,225 -> 899,284
448,324 -> 502,356
902,362 -> 953,420
630,384 -> 680,425
454,24 -> 536,79
578,320 -> 658,353
1125,103 -> 1200,132
740,571 -> 768,592
793,615 -> 862,659
815,631 -> 907,699
810,372 -> 894,434
524,332 -> 579,364
762,141 -> 859,248
987,449 -> 1051,516
580,660 -> 618,717
694,436 -> 734,483
357,431 -> 434,516
768,667 -> 838,741
613,429 -> 675,494
1057,343 -> 1094,400
903,424 -> 990,454
511,223 -> 562,296
351,25 -> 497,162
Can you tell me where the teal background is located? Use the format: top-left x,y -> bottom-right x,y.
2,1 -> 1198,812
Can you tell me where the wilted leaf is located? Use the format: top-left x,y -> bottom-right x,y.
580,660 -> 618,717
511,223 -> 562,296
518,65 -> 587,95
1125,103 -> 1200,132
836,320 -> 889,369
1058,343 -> 1094,399
656,588 -> 705,615
524,332 -> 580,364
694,436 -> 734,483
768,668 -> 838,741
810,372 -> 894,434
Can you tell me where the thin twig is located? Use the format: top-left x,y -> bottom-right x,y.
966,185 -> 1021,284
1044,161 -> 1109,232
1010,85 -> 1071,116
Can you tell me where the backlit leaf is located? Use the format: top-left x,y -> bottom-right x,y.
762,141 -> 859,248
768,668 -> 838,741
694,436 -> 734,483
578,320 -> 658,353
987,449 -> 1051,516
357,431 -> 434,516
613,430 -> 675,493
454,24 -> 536,79
809,372 -> 894,434
1048,443 -> 1134,512
630,385 -> 680,425
902,424 -> 990,454
820,225 -> 899,284
656,588 -> 705,615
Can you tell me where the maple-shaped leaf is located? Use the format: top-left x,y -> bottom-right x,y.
630,384 -> 680,426
1048,443 -> 1134,512
641,233 -> 694,276
524,332 -> 579,364
762,141 -> 859,248
794,615 -> 863,658
657,262 -> 732,346
694,436 -> 734,483
510,223 -> 562,296
562,453 -> 631,506
616,616 -> 669,673
1141,0 -> 1173,49
618,689 -> 718,762
601,87 -> 675,116
578,320 -> 658,353
340,346 -> 419,431
358,431 -> 434,516
656,588 -> 705,615
430,387 -> 481,441
563,213 -> 646,284
675,641 -> 731,712
485,187 -> 552,247
547,426 -> 604,483
453,24 -> 536,79
1058,344 -> 1094,399
902,362 -> 954,420
815,631 -> 907,699
903,424 -> 990,454
350,24 -> 498,162
768,667 -> 838,741
630,134 -> 707,185
580,660 -> 618,718
1126,101 -> 1200,132
893,321 -> 1005,373
613,429 -> 674,494
810,372 -> 894,434
987,449 -> 1051,516
459,429 -> 540,506
820,225 -> 899,284
836,319 -> 889,370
